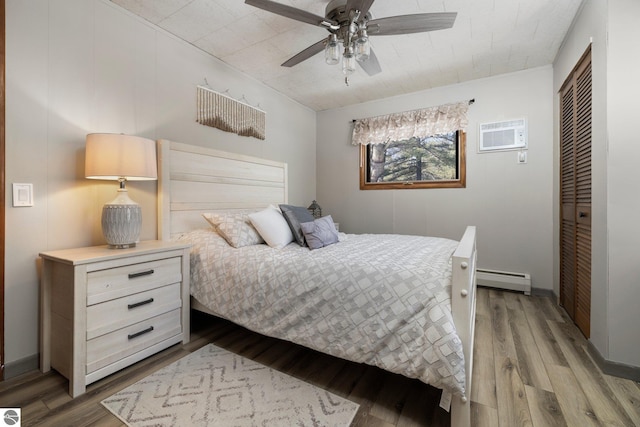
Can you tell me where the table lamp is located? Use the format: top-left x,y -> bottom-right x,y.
85,133 -> 157,248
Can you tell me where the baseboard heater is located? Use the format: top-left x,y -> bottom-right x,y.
476,268 -> 531,295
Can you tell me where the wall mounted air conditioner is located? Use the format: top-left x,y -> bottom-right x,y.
479,118 -> 527,152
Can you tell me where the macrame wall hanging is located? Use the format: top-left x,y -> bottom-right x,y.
196,85 -> 266,140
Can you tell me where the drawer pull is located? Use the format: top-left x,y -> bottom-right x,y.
128,326 -> 154,340
128,298 -> 154,310
128,269 -> 155,279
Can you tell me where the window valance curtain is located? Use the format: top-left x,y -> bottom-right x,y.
351,101 -> 469,145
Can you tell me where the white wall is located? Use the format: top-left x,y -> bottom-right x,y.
552,0 -> 609,362
605,0 -> 640,367
553,0 -> 640,369
317,67 -> 554,290
5,0 -> 316,367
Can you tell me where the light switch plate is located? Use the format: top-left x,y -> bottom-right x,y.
13,183 -> 34,207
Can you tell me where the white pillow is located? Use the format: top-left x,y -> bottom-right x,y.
248,206 -> 294,249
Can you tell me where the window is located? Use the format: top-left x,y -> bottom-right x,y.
359,131 -> 466,190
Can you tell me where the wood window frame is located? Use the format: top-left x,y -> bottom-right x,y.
359,131 -> 466,190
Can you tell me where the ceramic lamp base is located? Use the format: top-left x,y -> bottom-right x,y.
101,189 -> 142,249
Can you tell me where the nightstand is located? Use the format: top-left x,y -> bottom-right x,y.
39,240 -> 191,397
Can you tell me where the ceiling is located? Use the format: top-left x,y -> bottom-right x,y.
111,0 -> 584,111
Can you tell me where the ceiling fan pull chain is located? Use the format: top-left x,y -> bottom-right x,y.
345,76 -> 350,86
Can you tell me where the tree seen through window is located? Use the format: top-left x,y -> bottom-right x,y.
367,131 -> 459,183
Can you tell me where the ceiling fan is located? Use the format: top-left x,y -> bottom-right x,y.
244,0 -> 457,83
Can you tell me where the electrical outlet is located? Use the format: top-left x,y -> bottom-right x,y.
517,151 -> 527,164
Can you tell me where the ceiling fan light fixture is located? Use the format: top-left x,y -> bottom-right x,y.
342,45 -> 356,76
243,0 -> 457,81
325,34 -> 341,65
354,29 -> 370,62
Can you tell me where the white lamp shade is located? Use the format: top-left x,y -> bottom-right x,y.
85,133 -> 157,181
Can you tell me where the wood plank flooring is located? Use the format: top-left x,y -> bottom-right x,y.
1,287 -> 639,426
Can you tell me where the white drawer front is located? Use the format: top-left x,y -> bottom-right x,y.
86,283 -> 181,340
87,257 -> 182,305
86,309 -> 182,375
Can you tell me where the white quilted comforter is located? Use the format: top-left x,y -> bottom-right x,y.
177,229 -> 466,396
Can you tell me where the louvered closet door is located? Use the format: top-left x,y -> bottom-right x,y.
560,82 -> 576,320
560,48 -> 592,338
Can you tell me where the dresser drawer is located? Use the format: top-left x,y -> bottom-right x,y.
86,283 -> 181,340
87,257 -> 182,305
86,308 -> 182,375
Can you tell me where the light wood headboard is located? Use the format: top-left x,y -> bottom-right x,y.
157,139 -> 288,240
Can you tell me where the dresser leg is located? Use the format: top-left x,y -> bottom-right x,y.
40,260 -> 51,373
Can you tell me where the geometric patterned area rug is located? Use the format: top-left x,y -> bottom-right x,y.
101,344 -> 359,426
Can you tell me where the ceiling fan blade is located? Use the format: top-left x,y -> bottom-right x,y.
282,39 -> 326,67
368,12 -> 457,36
345,0 -> 375,17
358,48 -> 382,76
245,0 -> 337,29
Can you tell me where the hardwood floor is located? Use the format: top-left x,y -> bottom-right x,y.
1,287 -> 639,426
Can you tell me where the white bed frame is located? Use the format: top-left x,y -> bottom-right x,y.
157,139 -> 477,427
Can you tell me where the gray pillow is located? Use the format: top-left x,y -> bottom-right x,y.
279,204 -> 315,246
300,215 -> 339,250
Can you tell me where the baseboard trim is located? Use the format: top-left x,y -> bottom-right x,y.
4,353 -> 38,380
530,287 -> 556,298
476,269 -> 531,295
587,341 -> 640,382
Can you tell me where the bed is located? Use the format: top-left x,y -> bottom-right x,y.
157,139 -> 477,427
